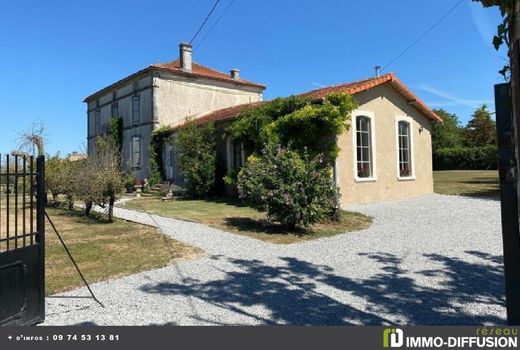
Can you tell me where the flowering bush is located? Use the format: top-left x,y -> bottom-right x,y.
237,144 -> 339,229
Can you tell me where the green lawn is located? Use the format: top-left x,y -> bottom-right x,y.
44,207 -> 202,295
433,170 -> 499,198
121,197 -> 372,244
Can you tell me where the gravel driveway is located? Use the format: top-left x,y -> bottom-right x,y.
43,194 -> 506,325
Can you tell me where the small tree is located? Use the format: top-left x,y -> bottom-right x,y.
175,120 -> 216,198
80,137 -> 124,222
45,153 -> 65,201
237,144 -> 339,230
61,159 -> 82,211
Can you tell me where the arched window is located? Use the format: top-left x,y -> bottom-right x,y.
397,120 -> 412,177
356,115 -> 373,178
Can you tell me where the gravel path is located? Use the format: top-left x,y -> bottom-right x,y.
43,194 -> 506,325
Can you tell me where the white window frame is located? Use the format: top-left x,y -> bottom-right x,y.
352,110 -> 377,182
395,115 -> 415,181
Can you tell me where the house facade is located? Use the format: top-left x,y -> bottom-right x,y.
194,73 -> 441,205
84,43 -> 265,179
85,44 -> 440,204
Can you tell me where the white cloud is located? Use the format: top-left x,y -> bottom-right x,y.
419,84 -> 493,109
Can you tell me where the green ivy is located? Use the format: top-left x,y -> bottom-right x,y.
175,120 -> 217,198
107,117 -> 123,151
149,126 -> 175,183
226,92 -> 357,164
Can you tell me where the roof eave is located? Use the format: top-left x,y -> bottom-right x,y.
152,65 -> 266,89
83,66 -> 154,103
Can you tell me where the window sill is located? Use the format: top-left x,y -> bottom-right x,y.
398,176 -> 415,181
355,177 -> 377,183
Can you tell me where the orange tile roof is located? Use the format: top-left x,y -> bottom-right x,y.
84,59 -> 265,102
189,73 -> 441,125
172,101 -> 264,129
302,73 -> 441,122
151,59 -> 266,89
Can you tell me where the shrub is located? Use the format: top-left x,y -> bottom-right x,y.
175,119 -> 216,198
237,144 -> 339,229
433,145 -> 498,170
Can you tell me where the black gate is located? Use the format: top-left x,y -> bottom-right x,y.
0,154 -> 45,326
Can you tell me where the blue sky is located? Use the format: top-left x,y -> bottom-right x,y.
0,0 -> 505,155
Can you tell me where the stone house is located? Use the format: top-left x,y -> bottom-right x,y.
84,43 -> 265,180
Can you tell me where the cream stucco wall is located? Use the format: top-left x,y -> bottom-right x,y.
86,69 -> 264,180
153,71 -> 263,126
337,84 -> 434,205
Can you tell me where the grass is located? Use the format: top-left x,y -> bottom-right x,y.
121,197 -> 372,244
433,170 -> 499,198
0,202 -> 202,295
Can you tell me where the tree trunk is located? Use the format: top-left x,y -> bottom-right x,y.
67,194 -> 73,211
85,201 -> 92,217
108,196 -> 115,223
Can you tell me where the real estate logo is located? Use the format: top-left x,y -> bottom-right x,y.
383,328 -> 404,348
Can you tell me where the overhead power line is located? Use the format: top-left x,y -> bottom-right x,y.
189,0 -> 222,45
381,0 -> 464,71
195,0 -> 236,50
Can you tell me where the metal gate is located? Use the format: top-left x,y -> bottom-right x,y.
0,154 -> 45,326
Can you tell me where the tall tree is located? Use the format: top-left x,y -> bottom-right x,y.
431,108 -> 463,151
464,104 -> 497,147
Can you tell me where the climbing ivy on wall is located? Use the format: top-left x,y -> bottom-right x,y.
226,92 -> 358,164
107,117 -> 123,152
149,126 -> 175,184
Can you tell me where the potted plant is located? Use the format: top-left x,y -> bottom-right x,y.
124,174 -> 136,193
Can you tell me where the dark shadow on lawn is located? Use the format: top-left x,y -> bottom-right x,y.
139,251 -> 505,325
47,207 -> 113,224
224,217 -> 307,236
175,195 -> 250,208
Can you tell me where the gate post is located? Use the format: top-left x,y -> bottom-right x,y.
36,155 -> 45,320
495,83 -> 520,325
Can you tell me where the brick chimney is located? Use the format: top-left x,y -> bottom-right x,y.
179,42 -> 192,72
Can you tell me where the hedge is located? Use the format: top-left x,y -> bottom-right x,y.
433,145 -> 498,170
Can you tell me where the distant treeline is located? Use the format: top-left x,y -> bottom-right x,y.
432,105 -> 497,170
